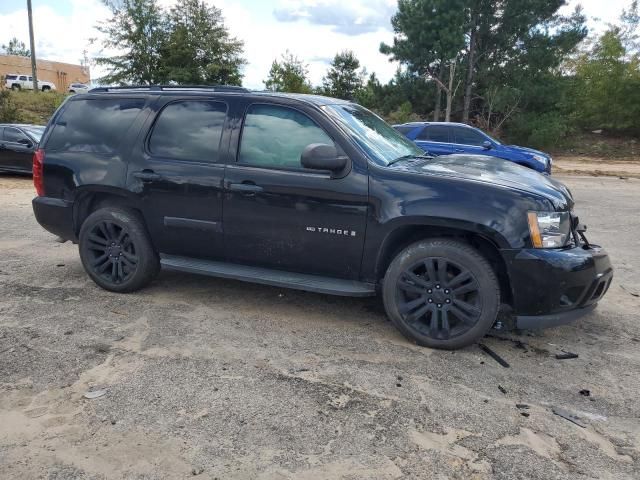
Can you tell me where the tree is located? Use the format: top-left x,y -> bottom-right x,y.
159,0 -> 245,85
264,51 -> 312,93
94,0 -> 166,85
573,20 -> 640,132
321,50 -> 365,100
2,37 -> 31,57
381,0 -> 466,121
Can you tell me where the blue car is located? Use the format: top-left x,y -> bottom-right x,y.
394,122 -> 552,174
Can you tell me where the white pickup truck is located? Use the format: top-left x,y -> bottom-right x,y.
4,73 -> 56,91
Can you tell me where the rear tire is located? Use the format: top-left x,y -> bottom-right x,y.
11,84 -> 20,91
382,239 -> 500,350
79,208 -> 159,293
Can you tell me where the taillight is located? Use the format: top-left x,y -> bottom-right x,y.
33,148 -> 45,196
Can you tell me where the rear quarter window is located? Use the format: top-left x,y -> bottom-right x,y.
6,75 -> 17,80
45,98 -> 145,154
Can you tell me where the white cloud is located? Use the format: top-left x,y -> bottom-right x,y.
0,0 -> 634,89
1,0 -> 109,75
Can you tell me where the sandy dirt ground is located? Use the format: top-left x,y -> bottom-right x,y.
554,156 -> 640,178
0,173 -> 639,479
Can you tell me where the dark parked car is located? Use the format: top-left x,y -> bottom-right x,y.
32,86 -> 612,349
0,124 -> 45,174
394,122 -> 553,174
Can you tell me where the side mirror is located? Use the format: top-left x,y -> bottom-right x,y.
482,140 -> 493,150
17,138 -> 33,148
301,143 -> 347,174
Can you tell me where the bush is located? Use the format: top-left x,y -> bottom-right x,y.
10,90 -> 67,124
505,112 -> 570,149
0,90 -> 20,122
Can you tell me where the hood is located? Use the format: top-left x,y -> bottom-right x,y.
390,154 -> 572,210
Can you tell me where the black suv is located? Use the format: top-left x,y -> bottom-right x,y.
32,86 -> 612,349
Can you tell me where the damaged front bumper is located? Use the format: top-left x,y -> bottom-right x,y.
502,243 -> 613,330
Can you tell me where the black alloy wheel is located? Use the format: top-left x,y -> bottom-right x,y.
383,239 -> 500,349
395,257 -> 481,340
79,208 -> 159,293
85,220 -> 138,285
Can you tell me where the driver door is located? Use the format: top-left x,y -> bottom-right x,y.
222,101 -> 368,279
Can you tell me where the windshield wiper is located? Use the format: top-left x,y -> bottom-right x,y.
387,154 -> 433,166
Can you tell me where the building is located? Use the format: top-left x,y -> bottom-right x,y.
0,54 -> 90,91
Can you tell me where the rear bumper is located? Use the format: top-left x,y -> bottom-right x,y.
32,196 -> 76,241
502,244 -> 612,329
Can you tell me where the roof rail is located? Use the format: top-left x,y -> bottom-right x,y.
88,85 -> 249,93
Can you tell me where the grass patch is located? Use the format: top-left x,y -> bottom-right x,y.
0,89 -> 68,125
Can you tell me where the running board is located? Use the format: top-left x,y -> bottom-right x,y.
160,255 -> 376,297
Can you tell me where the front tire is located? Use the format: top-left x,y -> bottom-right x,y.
79,208 -> 159,293
383,239 -> 500,350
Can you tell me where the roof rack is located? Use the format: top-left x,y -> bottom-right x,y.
88,85 -> 249,93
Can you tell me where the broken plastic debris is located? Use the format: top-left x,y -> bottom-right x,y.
83,389 -> 107,399
478,343 -> 510,368
555,352 -> 579,360
552,407 -> 587,428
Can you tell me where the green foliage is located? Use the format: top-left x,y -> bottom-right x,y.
380,0 -> 466,76
264,51 -> 312,93
95,0 -> 166,85
95,0 -> 245,86
321,51 -> 365,100
0,90 -> 66,124
1,37 -> 31,57
159,0 -> 245,85
0,90 -> 20,122
572,4 -> 640,133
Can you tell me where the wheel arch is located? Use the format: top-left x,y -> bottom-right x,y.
374,222 -> 513,307
73,187 -> 142,237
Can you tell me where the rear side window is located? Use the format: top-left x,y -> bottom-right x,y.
394,125 -> 415,135
453,127 -> 486,146
418,126 -> 450,142
148,100 -> 227,162
46,98 -> 144,154
239,104 -> 334,169
19,75 -> 27,81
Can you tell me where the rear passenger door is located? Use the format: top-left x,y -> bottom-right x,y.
414,125 -> 455,155
127,97 -> 229,260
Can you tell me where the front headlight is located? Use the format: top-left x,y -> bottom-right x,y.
532,154 -> 546,164
527,211 -> 571,248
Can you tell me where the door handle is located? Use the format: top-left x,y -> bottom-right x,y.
132,170 -> 161,181
228,182 -> 264,193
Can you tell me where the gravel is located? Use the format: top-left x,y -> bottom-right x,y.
1,174 -> 639,479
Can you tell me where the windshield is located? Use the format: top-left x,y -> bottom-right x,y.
324,104 -> 424,166
23,126 -> 45,142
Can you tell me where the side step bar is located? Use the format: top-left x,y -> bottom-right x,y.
160,255 -> 376,297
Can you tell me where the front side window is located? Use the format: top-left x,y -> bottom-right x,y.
46,98 -> 145,154
3,127 -> 28,143
149,100 -> 227,162
239,104 -> 334,169
418,126 -> 450,143
453,127 -> 486,146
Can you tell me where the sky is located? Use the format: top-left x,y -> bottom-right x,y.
0,0 -> 634,89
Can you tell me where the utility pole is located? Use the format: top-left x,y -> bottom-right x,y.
27,0 -> 38,92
